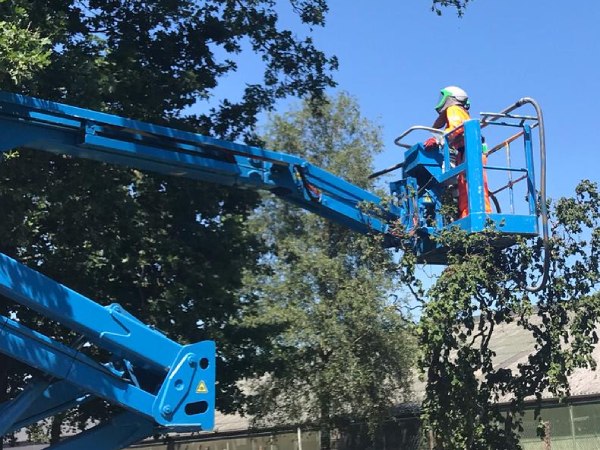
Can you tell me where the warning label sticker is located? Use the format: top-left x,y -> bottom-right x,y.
195,380 -> 208,394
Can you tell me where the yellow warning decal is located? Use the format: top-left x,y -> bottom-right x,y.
195,380 -> 208,394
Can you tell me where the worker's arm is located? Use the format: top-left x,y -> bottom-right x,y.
432,112 -> 446,129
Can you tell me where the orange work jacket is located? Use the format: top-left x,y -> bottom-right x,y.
440,104 -> 470,149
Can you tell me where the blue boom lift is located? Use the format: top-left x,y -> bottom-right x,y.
0,92 -> 547,449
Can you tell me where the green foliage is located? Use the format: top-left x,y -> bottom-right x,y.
0,10 -> 50,84
0,0 -> 338,137
431,0 -> 473,16
413,181 -> 600,449
239,94 -> 416,446
0,0 -> 337,437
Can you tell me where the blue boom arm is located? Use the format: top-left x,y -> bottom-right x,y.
0,92 -> 398,449
0,92 -> 393,236
0,92 -> 543,449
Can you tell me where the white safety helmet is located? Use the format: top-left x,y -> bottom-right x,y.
435,86 -> 470,113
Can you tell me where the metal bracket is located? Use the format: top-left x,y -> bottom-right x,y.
152,340 -> 216,430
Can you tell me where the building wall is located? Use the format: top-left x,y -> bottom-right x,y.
8,400 -> 600,449
132,431 -> 321,450
130,400 -> 600,450
131,420 -> 422,450
520,401 -> 600,449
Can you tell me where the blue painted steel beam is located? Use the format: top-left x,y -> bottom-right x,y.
437,162 -> 466,186
452,213 -> 539,235
0,313 -> 215,431
464,120 -> 486,217
0,91 -> 306,167
0,314 -> 156,420
0,381 -> 50,435
0,251 -> 180,370
45,411 -> 156,450
281,192 -> 390,235
152,341 -> 215,430
523,125 -> 538,217
1,381 -> 89,434
0,92 -> 392,240
79,135 -> 390,230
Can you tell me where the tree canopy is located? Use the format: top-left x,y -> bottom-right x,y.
239,93 -> 416,450
431,0 -> 472,16
411,181 -> 600,449
0,0 -> 339,442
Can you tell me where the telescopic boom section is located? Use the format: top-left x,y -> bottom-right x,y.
0,91 -> 394,236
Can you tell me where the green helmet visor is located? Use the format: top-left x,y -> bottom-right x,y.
435,89 -> 452,112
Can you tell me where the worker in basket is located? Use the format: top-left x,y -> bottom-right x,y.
424,86 -> 492,218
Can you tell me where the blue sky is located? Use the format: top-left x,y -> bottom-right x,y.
264,0 -> 599,296
272,0 -> 599,200
204,0 -> 598,292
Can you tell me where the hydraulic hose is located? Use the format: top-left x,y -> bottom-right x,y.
519,98 -> 549,292
368,161 -> 404,179
489,98 -> 549,292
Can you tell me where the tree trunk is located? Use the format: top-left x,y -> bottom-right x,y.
50,413 -> 65,445
0,354 -> 13,450
319,396 -> 332,450
428,430 -> 434,450
504,411 -> 520,449
320,423 -> 331,450
543,421 -> 551,450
